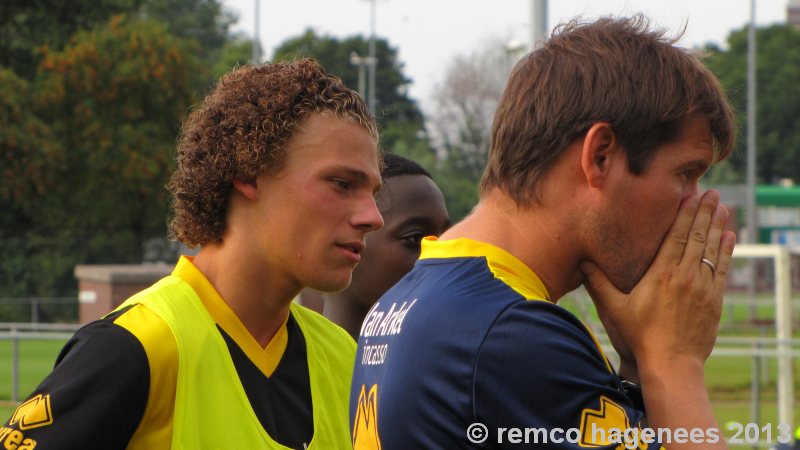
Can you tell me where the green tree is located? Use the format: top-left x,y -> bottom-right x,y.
0,68 -> 54,215
271,29 -> 427,154
212,37 -> 255,80
0,0 -> 233,86
427,39 -> 516,220
0,2 -> 240,301
36,14 -> 198,251
0,0 -> 138,79
0,15 -> 199,298
137,0 -> 234,57
0,68 -> 60,297
136,0 -> 235,87
705,24 -> 800,183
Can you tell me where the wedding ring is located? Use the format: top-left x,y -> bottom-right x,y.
700,257 -> 716,275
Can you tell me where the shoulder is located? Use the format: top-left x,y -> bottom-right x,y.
473,300 -> 640,433
4,305 -> 163,449
78,304 -> 178,448
110,303 -> 178,448
57,304 -> 162,369
476,300 -> 608,374
111,302 -> 177,363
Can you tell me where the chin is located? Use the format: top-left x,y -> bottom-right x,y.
612,268 -> 646,294
617,281 -> 636,295
309,275 -> 353,293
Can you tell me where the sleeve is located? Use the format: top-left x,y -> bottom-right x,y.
473,301 -> 661,449
2,317 -> 150,450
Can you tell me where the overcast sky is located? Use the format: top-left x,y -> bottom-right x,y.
222,0 -> 790,112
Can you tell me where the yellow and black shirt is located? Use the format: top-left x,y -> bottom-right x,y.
2,256 -> 355,450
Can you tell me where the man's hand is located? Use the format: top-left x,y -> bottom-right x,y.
581,189 -> 735,375
580,189 -> 736,448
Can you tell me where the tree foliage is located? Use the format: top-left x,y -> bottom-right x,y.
705,24 -> 800,184
0,15 -> 199,298
34,14 -> 198,237
271,29 -> 427,154
0,0 -> 244,301
135,0 -> 235,86
427,40 -> 517,220
136,0 -> 234,59
0,68 -> 54,212
212,37 -> 255,80
0,0 -> 233,87
0,0 -> 139,79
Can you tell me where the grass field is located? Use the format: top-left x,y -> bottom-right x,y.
0,338 -> 67,419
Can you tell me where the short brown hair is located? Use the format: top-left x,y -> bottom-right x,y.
167,58 -> 377,247
480,15 -> 735,204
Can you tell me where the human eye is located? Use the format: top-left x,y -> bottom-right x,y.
680,167 -> 704,182
330,177 -> 351,192
680,161 -> 709,182
400,230 -> 425,248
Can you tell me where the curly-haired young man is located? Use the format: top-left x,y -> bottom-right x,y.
351,16 -> 736,450
8,59 -> 382,449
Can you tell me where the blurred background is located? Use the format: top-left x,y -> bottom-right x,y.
1,0 -> 799,445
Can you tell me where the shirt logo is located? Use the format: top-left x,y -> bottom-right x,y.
10,394 -> 53,430
580,396 -> 629,447
352,384 -> 382,450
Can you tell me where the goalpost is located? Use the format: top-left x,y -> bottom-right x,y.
731,244 -> 794,428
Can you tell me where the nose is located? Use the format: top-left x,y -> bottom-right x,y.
352,195 -> 384,232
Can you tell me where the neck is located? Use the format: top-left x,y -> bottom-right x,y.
192,241 -> 299,347
322,291 -> 368,339
440,188 -> 583,301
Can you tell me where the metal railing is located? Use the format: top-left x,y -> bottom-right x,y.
0,322 -> 80,402
0,298 -> 78,323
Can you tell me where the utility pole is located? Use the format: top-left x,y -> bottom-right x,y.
350,52 -> 376,99
746,0 -> 759,324
746,0 -> 758,248
252,0 -> 261,64
367,0 -> 377,112
531,0 -> 548,50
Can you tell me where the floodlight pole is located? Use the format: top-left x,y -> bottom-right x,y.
368,0 -> 377,112
350,52 -> 375,98
746,0 -> 760,323
252,0 -> 261,64
531,0 -> 548,50
746,0 -> 758,247
746,0 -> 759,436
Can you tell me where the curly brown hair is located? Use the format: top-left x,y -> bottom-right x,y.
167,58 -> 377,247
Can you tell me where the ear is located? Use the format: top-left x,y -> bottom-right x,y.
580,122 -> 621,188
232,177 -> 259,201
